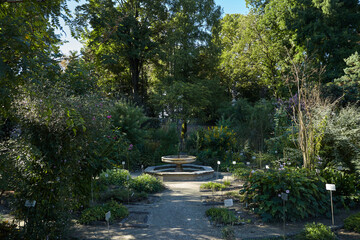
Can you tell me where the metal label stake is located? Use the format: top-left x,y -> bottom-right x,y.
326,184 -> 336,225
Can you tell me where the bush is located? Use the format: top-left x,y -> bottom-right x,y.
98,169 -> 131,187
321,106 -> 360,175
129,174 -> 164,193
296,222 -> 336,240
344,211 -> 360,233
79,200 -> 128,225
205,208 -> 237,225
140,123 -> 179,167
99,189 -> 148,203
110,100 -> 148,145
240,168 -> 328,222
200,182 -> 228,191
232,162 -> 251,180
195,126 -> 237,168
321,167 -> 360,208
221,226 -> 235,240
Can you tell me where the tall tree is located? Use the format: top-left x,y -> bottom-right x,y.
218,13 -> 289,100
75,0 -> 168,107
0,0 -> 67,118
151,0 -> 222,133
246,0 -> 360,82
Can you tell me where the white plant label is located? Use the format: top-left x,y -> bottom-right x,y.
224,199 -> 233,207
25,200 -> 36,207
122,161 -> 125,166
232,161 -> 236,165
326,184 -> 336,191
265,165 -> 269,169
105,211 -> 111,221
246,162 -> 250,165
217,161 -> 220,165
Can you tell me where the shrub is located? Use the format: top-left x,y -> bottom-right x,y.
221,226 -> 235,240
98,169 -> 131,187
321,106 -> 360,175
79,200 -> 128,225
200,182 -> 227,191
205,208 -> 237,225
110,100 -> 147,145
344,211 -> 360,233
99,189 -> 148,203
296,222 -> 336,240
240,168 -> 328,222
140,123 -> 179,167
129,174 -> 164,193
321,167 -> 360,208
195,126 -> 237,168
232,162 -> 251,180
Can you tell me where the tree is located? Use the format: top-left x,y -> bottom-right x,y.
246,0 -> 360,82
150,0 -> 222,148
0,0 -> 68,118
75,0 -> 168,107
218,13 -> 288,100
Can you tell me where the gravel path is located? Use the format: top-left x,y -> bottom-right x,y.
72,175 -> 360,240
73,180 -> 223,240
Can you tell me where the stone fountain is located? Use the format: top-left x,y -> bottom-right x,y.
144,155 -> 214,181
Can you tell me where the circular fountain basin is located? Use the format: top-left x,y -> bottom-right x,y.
145,164 -> 214,181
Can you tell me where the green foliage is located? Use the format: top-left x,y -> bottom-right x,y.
219,98 -> 275,151
99,189 -> 147,203
240,168 -> 328,222
150,0 -> 223,123
129,174 -> 164,194
205,208 -> 237,225
221,226 -> 235,240
98,169 -> 131,187
75,0 -> 169,104
140,123 -> 179,167
321,167 -> 359,198
247,0 -> 360,82
296,222 -> 336,240
79,200 -> 128,225
232,163 -> 251,180
344,211 -> 360,233
195,126 -> 236,167
110,101 -> 148,145
219,13 -> 286,99
321,106 -> 360,174
335,52 -> 360,87
200,182 -> 228,191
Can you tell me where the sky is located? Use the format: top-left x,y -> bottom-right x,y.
58,0 -> 248,55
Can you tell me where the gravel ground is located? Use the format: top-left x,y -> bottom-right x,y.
72,179 -> 223,240
66,174 -> 360,240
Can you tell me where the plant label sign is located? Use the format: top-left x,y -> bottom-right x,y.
326,184 -> 336,191
246,162 -> 250,165
105,211 -> 111,222
224,199 -> 233,207
265,165 -> 269,169
25,200 -> 36,207
122,161 -> 125,166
